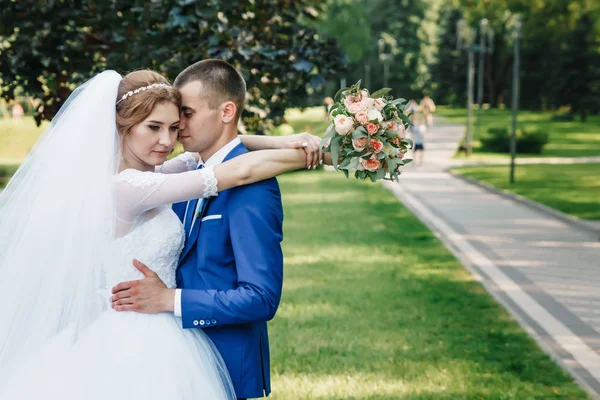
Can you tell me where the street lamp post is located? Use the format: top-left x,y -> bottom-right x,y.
477,19 -> 494,135
509,16 -> 522,185
457,20 -> 477,156
457,19 -> 494,157
378,39 -> 392,88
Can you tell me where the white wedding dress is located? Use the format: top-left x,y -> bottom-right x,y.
0,154 -> 236,399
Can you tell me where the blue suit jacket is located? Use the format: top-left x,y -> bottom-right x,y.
173,143 -> 284,399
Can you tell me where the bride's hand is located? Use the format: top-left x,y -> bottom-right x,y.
111,259 -> 175,314
279,132 -> 323,169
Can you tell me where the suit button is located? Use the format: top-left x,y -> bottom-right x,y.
199,320 -> 205,326
205,320 -> 211,325
193,320 -> 199,326
211,319 -> 217,325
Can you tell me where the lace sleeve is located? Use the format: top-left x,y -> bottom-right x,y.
115,167 -> 218,221
155,152 -> 198,174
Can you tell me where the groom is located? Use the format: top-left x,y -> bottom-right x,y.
111,59 -> 319,399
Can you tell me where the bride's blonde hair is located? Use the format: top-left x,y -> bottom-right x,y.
116,70 -> 181,136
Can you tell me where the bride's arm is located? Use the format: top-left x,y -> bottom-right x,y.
214,149 -> 306,192
239,132 -> 324,169
155,152 -> 200,174
118,149 -> 311,217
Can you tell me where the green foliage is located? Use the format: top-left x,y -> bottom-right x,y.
430,6 -> 467,107
434,0 -> 600,113
316,0 -> 442,98
0,0 -> 346,132
480,126 -> 549,154
437,106 -> 600,158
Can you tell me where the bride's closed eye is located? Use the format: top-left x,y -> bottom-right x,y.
149,125 -> 161,131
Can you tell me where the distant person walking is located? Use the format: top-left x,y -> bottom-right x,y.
406,99 -> 419,115
11,103 -> 24,121
420,94 -> 436,127
410,113 -> 427,165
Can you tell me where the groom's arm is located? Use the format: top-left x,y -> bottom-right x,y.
180,180 -> 284,329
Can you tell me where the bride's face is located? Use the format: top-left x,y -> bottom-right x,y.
122,102 -> 180,168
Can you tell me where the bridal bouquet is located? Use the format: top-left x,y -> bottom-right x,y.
321,81 -> 413,182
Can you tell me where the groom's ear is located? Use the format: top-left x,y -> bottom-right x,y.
221,101 -> 237,124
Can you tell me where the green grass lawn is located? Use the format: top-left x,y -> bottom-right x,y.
452,163 -> 600,221
436,107 -> 600,159
271,170 -> 589,399
0,118 -> 47,164
271,107 -> 330,137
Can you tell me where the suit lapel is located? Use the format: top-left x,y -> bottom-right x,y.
178,142 -> 249,264
180,198 -> 209,261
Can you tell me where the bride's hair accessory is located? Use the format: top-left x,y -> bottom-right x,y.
116,83 -> 171,104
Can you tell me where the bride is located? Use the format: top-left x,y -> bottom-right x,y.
0,70 -> 318,399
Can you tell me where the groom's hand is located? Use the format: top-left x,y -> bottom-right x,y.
111,259 -> 175,314
281,132 -> 323,169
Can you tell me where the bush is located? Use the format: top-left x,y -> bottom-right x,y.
480,127 -> 510,152
480,126 -> 549,154
518,127 -> 549,154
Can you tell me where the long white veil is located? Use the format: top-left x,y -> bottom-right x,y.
0,71 -> 122,377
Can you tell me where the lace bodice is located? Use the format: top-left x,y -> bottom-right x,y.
107,206 -> 184,289
104,153 -> 216,289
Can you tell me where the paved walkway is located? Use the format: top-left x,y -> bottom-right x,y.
384,122 -> 600,398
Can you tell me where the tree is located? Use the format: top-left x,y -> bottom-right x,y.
560,11 -> 600,120
0,0 -> 346,132
429,6 -> 466,106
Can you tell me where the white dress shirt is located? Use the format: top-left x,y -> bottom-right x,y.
174,137 -> 241,318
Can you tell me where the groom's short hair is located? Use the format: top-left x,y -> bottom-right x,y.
174,59 -> 246,121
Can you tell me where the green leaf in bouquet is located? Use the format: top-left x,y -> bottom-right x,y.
351,126 -> 368,139
321,124 -> 336,150
334,87 -> 349,101
391,98 -> 407,107
375,168 -> 386,180
370,88 -> 392,98
402,158 -> 413,164
368,172 -> 377,182
376,152 -> 386,160
398,112 -> 412,125
338,157 -> 352,169
342,169 -> 349,179
384,130 -> 397,139
402,138 -> 414,149
330,135 -> 343,170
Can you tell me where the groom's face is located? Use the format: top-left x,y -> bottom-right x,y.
177,81 -> 224,154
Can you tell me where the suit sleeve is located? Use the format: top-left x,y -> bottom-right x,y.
180,180 -> 284,329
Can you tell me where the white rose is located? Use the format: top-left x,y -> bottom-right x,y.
367,108 -> 383,123
333,115 -> 354,136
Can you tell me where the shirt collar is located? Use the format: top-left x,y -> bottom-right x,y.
198,137 -> 241,168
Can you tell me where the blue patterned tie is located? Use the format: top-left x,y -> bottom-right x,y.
183,164 -> 203,236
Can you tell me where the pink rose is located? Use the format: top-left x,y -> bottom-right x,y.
352,137 -> 368,151
370,139 -> 383,153
347,102 -> 364,114
391,138 -> 400,146
366,123 -> 379,135
333,115 -> 354,136
355,110 -> 369,126
374,98 -> 386,111
386,120 -> 397,132
362,157 -> 381,172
